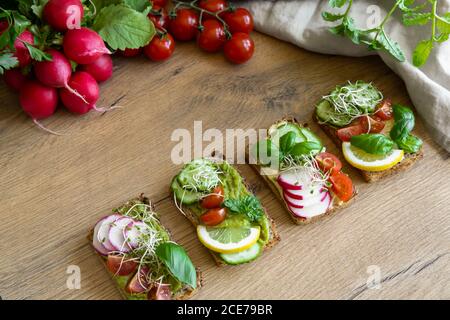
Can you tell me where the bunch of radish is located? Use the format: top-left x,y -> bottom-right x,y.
119,0 -> 255,64
1,0 -> 114,133
277,168 -> 331,219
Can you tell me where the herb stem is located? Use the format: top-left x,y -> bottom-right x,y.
431,0 -> 437,41
373,0 -> 401,41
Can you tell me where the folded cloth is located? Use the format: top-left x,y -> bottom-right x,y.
236,0 -> 450,152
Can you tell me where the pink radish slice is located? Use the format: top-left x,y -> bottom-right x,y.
97,214 -> 121,251
285,189 -> 326,208
92,217 -> 110,256
125,221 -> 148,249
277,174 -> 302,190
288,192 -> 331,218
283,184 -> 325,199
283,192 -> 303,209
108,217 -> 134,253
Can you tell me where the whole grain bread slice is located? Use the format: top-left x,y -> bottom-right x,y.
314,115 -> 424,183
171,163 -> 280,267
88,194 -> 202,300
248,116 -> 357,225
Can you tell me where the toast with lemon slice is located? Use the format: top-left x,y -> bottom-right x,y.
171,158 -> 279,266
314,81 -> 423,182
248,117 -> 356,225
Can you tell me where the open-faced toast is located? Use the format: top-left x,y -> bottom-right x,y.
170,159 -> 280,266
314,81 -> 423,183
89,194 -> 201,300
249,117 -> 356,225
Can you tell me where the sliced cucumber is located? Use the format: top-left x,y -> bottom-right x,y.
219,243 -> 263,265
315,100 -> 349,127
298,127 -> 322,146
269,122 -> 306,147
170,177 -> 202,205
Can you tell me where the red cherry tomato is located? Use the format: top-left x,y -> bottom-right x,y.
336,124 -> 364,142
201,186 -> 224,209
148,6 -> 170,30
358,115 -> 385,133
374,99 -> 393,120
198,0 -> 227,20
329,171 -> 353,202
151,0 -> 167,7
200,208 -> 227,226
169,9 -> 199,41
143,33 -> 175,61
119,48 -> 142,57
223,32 -> 254,64
315,152 -> 342,173
222,8 -> 253,34
197,20 -> 226,52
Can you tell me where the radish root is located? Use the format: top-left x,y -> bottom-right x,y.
33,119 -> 64,136
93,104 -> 123,113
64,83 -> 89,104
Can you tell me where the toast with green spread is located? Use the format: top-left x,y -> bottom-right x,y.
249,117 -> 356,225
89,194 -> 201,300
313,81 -> 423,183
171,159 -> 280,266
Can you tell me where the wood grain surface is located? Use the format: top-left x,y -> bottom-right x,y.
0,32 -> 449,300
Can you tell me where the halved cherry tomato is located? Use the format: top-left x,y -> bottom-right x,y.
222,8 -> 254,34
106,255 -> 138,276
198,0 -> 227,20
358,115 -> 385,133
329,171 -> 353,202
336,124 -> 364,142
200,208 -> 227,226
374,99 -> 393,120
201,186 -> 224,209
316,152 -> 342,173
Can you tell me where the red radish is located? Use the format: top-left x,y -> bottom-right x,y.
59,71 -> 99,114
283,189 -> 303,200
277,172 -> 303,190
63,27 -> 110,65
283,193 -> 303,209
118,48 -> 142,57
108,217 -> 134,253
43,0 -> 84,32
125,221 -> 148,249
148,284 -> 172,300
126,267 -> 150,294
3,68 -> 28,91
288,192 -> 331,218
93,216 -> 110,256
284,188 -> 326,208
106,255 -> 138,276
14,30 -> 34,67
96,214 -> 121,251
283,184 -> 325,200
80,54 -> 113,83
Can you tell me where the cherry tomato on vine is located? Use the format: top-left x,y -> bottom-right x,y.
198,0 -> 227,20
148,5 -> 170,30
200,208 -> 227,226
222,8 -> 253,34
197,20 -> 226,52
119,47 -> 142,57
169,9 -> 199,41
223,32 -> 254,64
151,0 -> 167,7
201,186 -> 224,209
143,33 -> 175,61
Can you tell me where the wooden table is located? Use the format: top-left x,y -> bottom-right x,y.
0,32 -> 449,300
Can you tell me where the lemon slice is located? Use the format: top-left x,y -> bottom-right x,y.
342,142 -> 404,172
197,226 -> 260,254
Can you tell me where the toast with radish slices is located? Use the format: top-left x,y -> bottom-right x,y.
89,194 -> 202,300
249,117 -> 356,225
171,158 -> 280,267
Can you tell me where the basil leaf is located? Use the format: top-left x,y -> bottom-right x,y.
396,134 -> 423,153
290,141 -> 322,157
351,134 -> 394,155
279,132 -> 297,153
155,242 -> 197,289
390,104 -> 415,141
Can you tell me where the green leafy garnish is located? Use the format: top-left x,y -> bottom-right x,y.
223,195 -> 264,223
0,52 -> 18,74
389,104 -> 422,153
155,242 -> 197,289
93,4 -> 155,50
351,134 -> 394,155
323,0 -> 450,67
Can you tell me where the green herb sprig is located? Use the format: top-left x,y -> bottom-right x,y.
323,0 -> 450,67
223,195 -> 264,222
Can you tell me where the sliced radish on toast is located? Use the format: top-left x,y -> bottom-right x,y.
97,214 -> 121,251
108,217 -> 134,253
93,216 -> 110,256
277,171 -> 303,190
288,192 -> 331,218
125,221 -> 148,249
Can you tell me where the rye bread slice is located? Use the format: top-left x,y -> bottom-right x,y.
171,163 -> 280,267
248,117 -> 357,225
314,115 -> 424,183
88,194 -> 202,300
